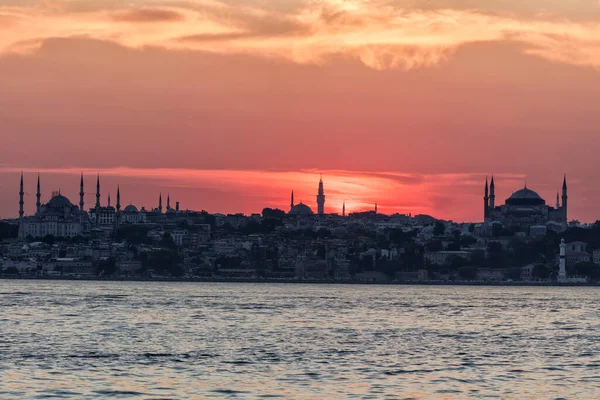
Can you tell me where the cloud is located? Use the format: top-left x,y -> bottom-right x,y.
1,0 -> 600,70
111,8 -> 185,23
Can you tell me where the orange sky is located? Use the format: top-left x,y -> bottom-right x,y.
1,1 -> 600,221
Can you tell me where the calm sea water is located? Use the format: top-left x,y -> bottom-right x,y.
1,281 -> 599,399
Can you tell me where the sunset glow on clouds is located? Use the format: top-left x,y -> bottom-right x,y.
1,1 -> 600,221
2,0 -> 600,70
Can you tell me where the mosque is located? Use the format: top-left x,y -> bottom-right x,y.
16,173 -> 168,238
483,175 -> 568,232
288,176 -> 326,216
17,173 -> 91,239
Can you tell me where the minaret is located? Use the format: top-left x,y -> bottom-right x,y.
19,172 -> 24,220
489,175 -> 495,209
95,174 -> 101,208
375,203 -> 378,214
316,175 -> 325,215
290,190 -> 295,211
116,185 -> 121,212
79,173 -> 85,211
158,193 -> 163,213
483,176 -> 489,219
36,174 -> 41,214
167,193 -> 171,210
107,193 -> 111,208
556,191 -> 560,209
562,174 -> 568,222
558,238 -> 566,283
342,201 -> 346,217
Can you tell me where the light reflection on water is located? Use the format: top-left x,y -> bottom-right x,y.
1,281 -> 600,399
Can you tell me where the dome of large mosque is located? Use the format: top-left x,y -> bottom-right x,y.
46,194 -> 74,208
289,202 -> 314,216
123,204 -> 139,213
506,187 -> 546,206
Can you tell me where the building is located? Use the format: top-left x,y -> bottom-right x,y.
558,238 -> 587,283
483,175 -> 568,233
287,175 -> 326,216
424,251 -> 470,265
18,173 -> 91,239
593,249 -> 600,264
317,175 -> 325,215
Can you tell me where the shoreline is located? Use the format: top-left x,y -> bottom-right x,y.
1,275 -> 598,287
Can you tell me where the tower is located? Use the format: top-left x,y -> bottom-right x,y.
558,238 -> 566,283
158,193 -> 163,213
79,173 -> 85,211
562,174 -> 568,222
167,193 -> 171,210
108,193 -> 111,208
95,174 -> 101,209
375,203 -> 378,214
489,175 -> 495,209
483,176 -> 489,219
342,201 -> 346,217
556,191 -> 560,209
316,175 -> 325,216
36,174 -> 41,214
19,172 -> 24,220
116,185 -> 121,212
290,190 -> 295,211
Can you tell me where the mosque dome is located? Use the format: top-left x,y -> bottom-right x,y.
46,194 -> 74,208
506,187 -> 546,206
289,202 -> 314,216
124,204 -> 138,213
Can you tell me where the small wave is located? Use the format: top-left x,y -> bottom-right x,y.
93,390 -> 147,396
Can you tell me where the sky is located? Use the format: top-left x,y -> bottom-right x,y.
1,0 -> 600,221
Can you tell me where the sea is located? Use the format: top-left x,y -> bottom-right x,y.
1,281 -> 599,399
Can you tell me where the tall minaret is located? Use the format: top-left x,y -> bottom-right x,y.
79,173 -> 85,211
375,203 -> 378,214
562,174 -> 568,222
316,175 -> 325,215
489,175 -> 495,209
290,190 -> 295,211
342,201 -> 346,217
483,176 -> 489,219
558,238 -> 566,283
167,193 -> 171,210
107,193 -> 111,208
36,174 -> 41,214
95,174 -> 101,209
19,172 -> 24,220
116,185 -> 121,212
158,193 -> 163,213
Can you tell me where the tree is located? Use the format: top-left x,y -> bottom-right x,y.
458,266 -> 477,280
460,235 -> 477,247
0,222 -> 18,240
262,208 -> 286,219
532,264 -> 551,280
449,256 -> 470,270
426,240 -> 443,252
115,225 -> 152,245
160,233 -> 177,250
96,257 -> 117,276
145,250 -> 182,276
433,221 -> 445,236
574,262 -> 600,281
